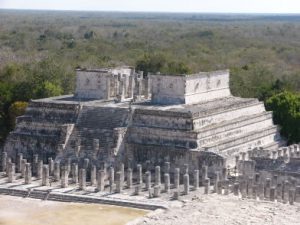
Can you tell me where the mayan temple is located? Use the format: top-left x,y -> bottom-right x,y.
3,66 -> 283,171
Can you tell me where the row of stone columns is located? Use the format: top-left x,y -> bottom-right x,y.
233,173 -> 300,205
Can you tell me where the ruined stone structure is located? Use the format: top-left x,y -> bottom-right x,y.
3,66 -> 284,173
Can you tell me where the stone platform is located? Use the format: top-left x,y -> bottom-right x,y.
2,67 -> 284,173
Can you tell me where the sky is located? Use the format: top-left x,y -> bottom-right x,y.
0,0 -> 300,14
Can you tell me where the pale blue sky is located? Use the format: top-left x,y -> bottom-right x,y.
0,0 -> 300,13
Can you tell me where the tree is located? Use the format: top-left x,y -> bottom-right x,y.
136,53 -> 191,75
8,101 -> 28,129
266,91 -> 300,144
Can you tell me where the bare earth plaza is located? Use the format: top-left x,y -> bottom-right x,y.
0,66 -> 299,224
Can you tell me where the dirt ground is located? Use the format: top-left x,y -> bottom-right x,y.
1,194 -> 299,225
0,195 -> 147,225
129,194 -> 300,225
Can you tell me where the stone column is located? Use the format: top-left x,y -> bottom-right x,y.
155,166 -> 161,186
90,165 -> 97,186
270,187 -> 276,202
235,155 -> 240,167
204,178 -> 210,194
233,182 -> 239,196
42,165 -> 50,186
217,179 -> 222,195
283,180 -> 290,204
119,163 -> 125,185
201,165 -> 208,186
79,169 -> 86,190
21,159 -> 27,178
255,173 -> 260,184
289,189 -> 295,205
164,173 -> 170,193
252,185 -> 257,200
136,79 -> 142,101
137,164 -> 143,185
61,166 -> 69,188
67,158 -> 71,174
97,170 -> 105,192
127,168 -> 133,188
247,177 -> 254,198
48,158 -> 54,176
193,170 -> 199,190
174,168 -> 180,190
7,162 -> 15,183
145,171 -> 151,190
17,153 -> 23,173
128,75 -> 134,99
183,173 -> 190,195
6,158 -> 11,175
264,178 -> 271,200
32,154 -> 39,176
173,191 -> 180,200
71,163 -> 78,183
144,77 -> 150,99
222,167 -> 228,181
106,76 -> 111,100
276,183 -> 283,202
295,186 -> 300,203
116,171 -> 123,193
54,162 -> 60,181
132,182 -> 140,194
1,151 -> 7,172
109,166 -> 115,186
153,185 -> 161,198
24,163 -> 32,184
214,172 -> 220,193
37,160 -> 43,179
257,180 -> 264,200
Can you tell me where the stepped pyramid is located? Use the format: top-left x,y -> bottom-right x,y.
3,67 -> 284,170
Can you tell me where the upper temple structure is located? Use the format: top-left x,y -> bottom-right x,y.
3,66 -> 284,171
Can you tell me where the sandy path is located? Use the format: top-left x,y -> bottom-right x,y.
0,195 -> 147,225
131,194 -> 300,225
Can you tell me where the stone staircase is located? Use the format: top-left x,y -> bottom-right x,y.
63,106 -> 130,162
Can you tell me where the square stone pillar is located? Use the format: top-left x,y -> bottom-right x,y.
71,163 -> 78,183
42,165 -> 50,186
96,170 -> 105,192
54,162 -> 60,181
79,169 -> 86,190
106,76 -> 111,100
7,162 -> 15,183
24,163 -> 32,184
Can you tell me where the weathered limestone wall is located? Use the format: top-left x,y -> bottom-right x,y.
151,75 -> 186,104
75,70 -> 110,99
185,70 -> 231,104
150,70 -> 231,105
